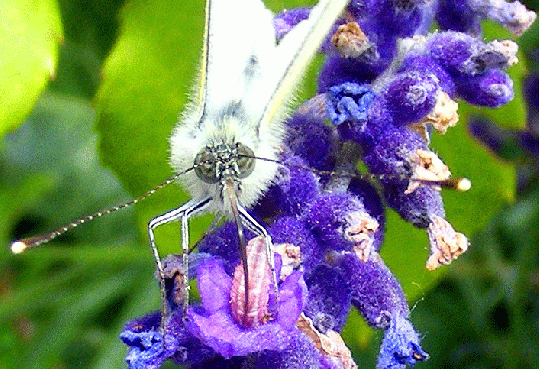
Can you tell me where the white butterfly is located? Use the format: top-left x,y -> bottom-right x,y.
157,0 -> 348,318
11,0 -> 349,322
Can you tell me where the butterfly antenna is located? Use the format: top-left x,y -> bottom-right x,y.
10,170 -> 190,254
245,155 -> 472,192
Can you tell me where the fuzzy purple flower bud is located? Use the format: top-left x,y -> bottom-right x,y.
303,264 -> 352,332
253,153 -> 321,218
380,71 -> 439,126
436,0 -> 536,36
303,192 -> 381,261
456,68 -> 514,107
435,0 -> 483,35
286,96 -> 335,171
398,54 -> 457,96
333,252 -> 409,329
427,32 -> 517,76
427,31 -> 486,76
269,216 -> 323,276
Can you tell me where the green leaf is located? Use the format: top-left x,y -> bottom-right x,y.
0,0 -> 63,138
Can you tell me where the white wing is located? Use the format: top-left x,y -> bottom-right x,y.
198,0 -> 348,130
200,0 -> 276,121
252,0 -> 349,132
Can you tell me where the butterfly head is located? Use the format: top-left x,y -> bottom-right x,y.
194,142 -> 256,185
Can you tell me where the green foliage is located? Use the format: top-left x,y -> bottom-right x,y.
0,0 -> 62,138
0,0 -> 537,368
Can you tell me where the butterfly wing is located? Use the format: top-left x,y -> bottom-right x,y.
198,0 -> 276,122
253,0 -> 349,133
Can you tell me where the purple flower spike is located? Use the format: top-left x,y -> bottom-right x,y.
377,313 -> 429,369
122,1 -> 537,366
380,71 -> 439,126
456,68 -> 514,107
186,255 -> 309,359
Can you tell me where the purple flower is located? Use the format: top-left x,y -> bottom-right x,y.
186,255 -> 308,358
120,310 -> 216,368
327,82 -> 376,126
377,313 -> 429,369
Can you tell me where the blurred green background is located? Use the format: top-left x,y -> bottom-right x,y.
1,0 -> 539,368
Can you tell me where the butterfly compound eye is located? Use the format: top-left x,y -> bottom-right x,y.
235,143 -> 255,179
194,149 -> 219,184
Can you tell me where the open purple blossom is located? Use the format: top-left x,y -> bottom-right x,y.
187,254 -> 307,358
122,0 -> 536,368
377,313 -> 430,369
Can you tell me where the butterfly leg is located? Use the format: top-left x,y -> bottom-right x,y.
237,206 -> 280,307
147,197 -> 212,331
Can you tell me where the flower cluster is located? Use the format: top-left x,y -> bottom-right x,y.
122,0 -> 535,368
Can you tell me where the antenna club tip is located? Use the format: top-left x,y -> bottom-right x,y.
457,178 -> 472,192
10,241 -> 28,254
